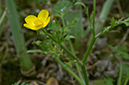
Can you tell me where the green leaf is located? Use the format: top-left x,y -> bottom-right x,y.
108,45 -> 118,52
108,45 -> 129,59
64,5 -> 84,49
117,45 -> 128,52
122,64 -> 129,76
117,52 -> 129,59
27,50 -> 48,54
64,60 -> 73,67
64,35 -> 75,40
124,17 -> 129,22
122,64 -> 129,84
108,30 -> 120,33
103,77 -> 114,85
52,0 -> 72,16
13,80 -> 21,85
48,19 -> 61,32
110,17 -> 115,26
13,80 -> 29,85
92,80 -> 105,85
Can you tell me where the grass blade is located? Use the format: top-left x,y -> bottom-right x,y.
5,0 -> 34,72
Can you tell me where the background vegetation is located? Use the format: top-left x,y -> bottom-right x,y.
0,0 -> 129,85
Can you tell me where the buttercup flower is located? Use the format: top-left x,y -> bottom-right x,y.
24,9 -> 50,31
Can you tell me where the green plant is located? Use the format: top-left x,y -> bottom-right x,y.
92,77 -> 114,85
24,0 -> 129,85
12,80 -> 29,85
108,45 -> 129,85
103,77 -> 114,85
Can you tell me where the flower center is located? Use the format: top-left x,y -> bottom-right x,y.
33,19 -> 43,27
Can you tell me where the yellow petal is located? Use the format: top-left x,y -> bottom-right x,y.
43,16 -> 50,28
38,10 -> 49,22
24,24 -> 32,29
24,24 -> 39,31
25,15 -> 37,25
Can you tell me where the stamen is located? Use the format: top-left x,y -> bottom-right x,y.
33,19 -> 43,27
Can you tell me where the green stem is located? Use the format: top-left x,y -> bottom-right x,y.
117,58 -> 123,85
81,2 -> 91,28
61,14 -> 84,83
81,64 -> 89,85
68,39 -> 83,80
59,43 -> 81,64
82,37 -> 96,64
42,29 -> 57,42
59,12 -> 82,64
0,10 -> 6,26
92,0 -> 96,37
75,2 -> 90,26
76,63 -> 83,80
60,15 -> 65,27
68,39 -> 75,55
95,22 -> 123,38
42,29 -> 82,65
82,0 -> 97,64
124,77 -> 129,85
0,10 -> 7,38
1,44 -> 8,64
53,55 -> 85,85
87,0 -> 114,45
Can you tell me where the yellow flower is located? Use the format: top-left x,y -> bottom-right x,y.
23,9 -> 50,31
